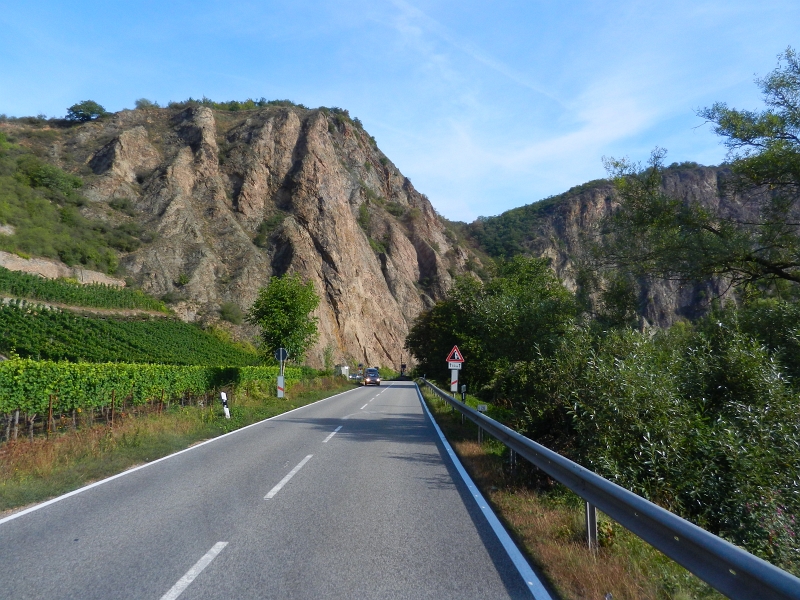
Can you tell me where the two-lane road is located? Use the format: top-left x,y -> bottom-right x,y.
0,382 -> 549,599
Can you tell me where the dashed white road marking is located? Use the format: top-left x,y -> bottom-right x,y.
160,542 -> 228,600
323,426 -> 342,443
265,455 -> 313,499
360,403 -> 369,410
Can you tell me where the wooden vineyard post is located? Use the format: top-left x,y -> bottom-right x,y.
110,390 -> 115,428
13,409 -> 19,440
47,395 -> 53,437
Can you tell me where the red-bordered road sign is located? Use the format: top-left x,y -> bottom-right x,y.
446,345 -> 464,363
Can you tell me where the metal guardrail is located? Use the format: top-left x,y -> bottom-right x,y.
419,378 -> 800,600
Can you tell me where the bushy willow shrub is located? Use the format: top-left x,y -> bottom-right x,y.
506,318 -> 800,574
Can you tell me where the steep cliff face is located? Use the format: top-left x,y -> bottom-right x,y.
6,105 -> 478,367
467,166 -> 733,327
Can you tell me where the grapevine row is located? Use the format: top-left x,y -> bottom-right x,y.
0,301 -> 258,366
0,266 -> 168,312
0,359 -> 303,414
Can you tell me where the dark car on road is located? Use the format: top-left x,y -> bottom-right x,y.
363,368 -> 381,386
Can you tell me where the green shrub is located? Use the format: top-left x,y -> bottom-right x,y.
386,201 -> 405,217
66,100 -> 107,122
219,301 -> 244,325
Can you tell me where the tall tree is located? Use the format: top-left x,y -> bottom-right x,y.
247,273 -> 320,362
599,48 -> 800,291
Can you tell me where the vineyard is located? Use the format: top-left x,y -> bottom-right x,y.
0,266 -> 168,312
0,359 -> 305,441
0,300 -> 258,365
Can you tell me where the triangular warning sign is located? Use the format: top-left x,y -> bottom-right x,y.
446,345 -> 464,363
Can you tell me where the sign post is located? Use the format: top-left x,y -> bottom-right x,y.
446,345 -> 465,394
275,347 -> 289,398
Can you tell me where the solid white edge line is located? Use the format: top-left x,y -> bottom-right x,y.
414,384 -> 553,600
322,425 -> 343,443
0,386 -> 363,526
265,455 -> 313,499
160,541 -> 228,600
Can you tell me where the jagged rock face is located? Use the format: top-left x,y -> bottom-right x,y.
21,105 -> 476,367
498,167 -> 733,327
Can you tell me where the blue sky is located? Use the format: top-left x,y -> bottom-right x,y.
1,1 -> 797,222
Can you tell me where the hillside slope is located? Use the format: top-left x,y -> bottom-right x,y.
1,105 -> 482,367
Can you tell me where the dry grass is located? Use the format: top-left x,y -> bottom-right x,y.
0,377 -> 356,513
422,389 -> 721,600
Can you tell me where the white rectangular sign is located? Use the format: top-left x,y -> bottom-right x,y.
450,369 -> 459,392
448,362 -> 462,370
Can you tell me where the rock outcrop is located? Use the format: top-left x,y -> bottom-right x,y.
470,166 -> 734,327
8,104 -> 479,367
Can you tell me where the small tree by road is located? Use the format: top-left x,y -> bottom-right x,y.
247,273 -> 320,362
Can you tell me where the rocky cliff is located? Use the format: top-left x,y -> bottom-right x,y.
3,104 -> 479,367
465,165 -> 733,327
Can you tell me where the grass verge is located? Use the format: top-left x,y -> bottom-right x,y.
419,384 -> 724,600
0,376 -> 355,514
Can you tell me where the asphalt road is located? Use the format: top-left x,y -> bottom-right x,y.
0,381 -> 547,599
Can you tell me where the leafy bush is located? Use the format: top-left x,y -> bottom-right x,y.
134,98 -> 160,109
66,100 -> 107,122
219,301 -> 244,325
386,201 -> 405,217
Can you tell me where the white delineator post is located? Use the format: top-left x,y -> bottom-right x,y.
220,392 -> 230,419
276,347 -> 288,398
451,369 -> 459,392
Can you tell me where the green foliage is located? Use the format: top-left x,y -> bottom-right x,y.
109,197 -> 137,216
253,211 -> 287,247
0,360 -> 302,415
368,237 -> 387,255
0,300 -> 257,365
405,256 -> 577,388
134,98 -> 160,109
176,97 -> 308,111
246,273 -> 320,362
357,203 -> 370,229
600,48 -> 800,289
66,100 -> 107,122
0,135 -> 143,273
467,181 -> 607,258
386,201 -> 405,217
0,267 -> 167,311
408,252 -> 800,573
219,301 -> 244,325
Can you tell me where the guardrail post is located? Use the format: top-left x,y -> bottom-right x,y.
586,501 -> 598,550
